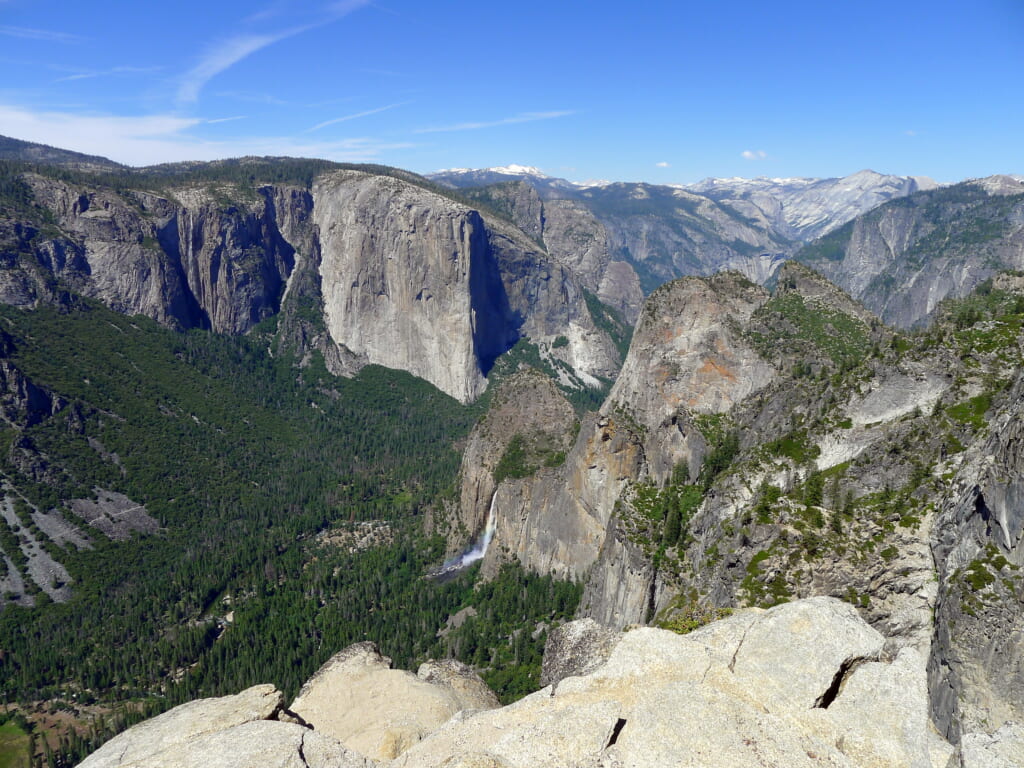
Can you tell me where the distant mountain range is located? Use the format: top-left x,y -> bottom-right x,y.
2,133 -> 1021,331
798,174 -> 1024,326
430,164 -> 938,241
686,169 -> 940,241
429,165 -> 944,319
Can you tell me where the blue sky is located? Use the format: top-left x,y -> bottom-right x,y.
1,0 -> 1021,183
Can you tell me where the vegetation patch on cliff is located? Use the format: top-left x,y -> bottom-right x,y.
747,290 -> 871,369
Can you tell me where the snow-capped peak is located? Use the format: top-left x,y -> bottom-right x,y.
489,164 -> 548,177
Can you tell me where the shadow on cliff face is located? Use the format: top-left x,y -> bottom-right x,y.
469,217 -> 518,377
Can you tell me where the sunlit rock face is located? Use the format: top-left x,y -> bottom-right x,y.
314,170 -> 513,404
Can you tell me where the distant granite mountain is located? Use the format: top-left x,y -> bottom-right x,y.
428,166 -> 936,319
454,179 -> 789,322
688,169 -> 940,241
797,175 -> 1024,326
430,164 -> 584,197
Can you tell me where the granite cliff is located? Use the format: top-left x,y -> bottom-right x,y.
929,369 -> 1024,741
0,161 -> 623,403
451,260 -> 1023,752
451,271 -> 779,615
312,170 -> 512,403
459,181 -> 645,324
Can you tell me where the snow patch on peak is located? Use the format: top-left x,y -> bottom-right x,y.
490,164 -> 548,177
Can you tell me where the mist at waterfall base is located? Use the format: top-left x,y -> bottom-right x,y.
428,495 -> 497,580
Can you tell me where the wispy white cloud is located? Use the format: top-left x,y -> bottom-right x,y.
415,110 -> 574,134
0,25 -> 83,43
305,97 -> 356,108
53,66 -> 160,84
177,0 -> 372,105
741,149 -> 768,160
177,33 -> 290,104
244,2 -> 289,24
205,115 -> 247,124
904,129 -> 917,137
307,101 -> 410,132
655,161 -> 670,168
0,103 -> 411,166
0,104 -> 200,165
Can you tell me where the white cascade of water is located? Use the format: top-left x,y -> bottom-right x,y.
440,493 -> 498,571
459,492 -> 498,566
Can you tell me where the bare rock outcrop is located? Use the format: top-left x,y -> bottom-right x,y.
799,179 -> 1024,327
478,411 -> 646,581
0,337 -> 66,428
540,199 -> 644,323
76,684 -> 373,768
575,517 -> 668,629
73,598 -> 966,768
539,617 -> 621,687
22,175 -> 299,333
486,215 -> 623,387
23,176 -> 200,328
463,273 -> 774,609
458,181 -> 644,323
606,272 -> 774,427
957,723 -> 1024,768
68,489 -> 158,541
558,272 -> 775,625
928,372 -> 1024,742
288,642 -> 498,762
393,597 -> 952,768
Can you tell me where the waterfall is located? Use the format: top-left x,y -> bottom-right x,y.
437,493 -> 498,574
459,492 -> 498,566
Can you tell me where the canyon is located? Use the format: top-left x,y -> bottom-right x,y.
0,138 -> 1022,766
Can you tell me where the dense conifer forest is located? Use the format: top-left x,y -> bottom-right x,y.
0,300 -> 580,766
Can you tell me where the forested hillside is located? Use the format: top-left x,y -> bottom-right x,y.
0,300 -> 578,766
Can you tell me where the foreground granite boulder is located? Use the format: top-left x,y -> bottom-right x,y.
957,723 -> 1024,768
76,684 -> 372,768
289,643 -> 499,761
394,597 -> 953,768
79,597 -> 1019,767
